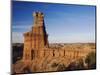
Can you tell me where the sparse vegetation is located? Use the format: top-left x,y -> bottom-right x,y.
65,58 -> 85,71
85,51 -> 96,69
52,58 -> 85,71
51,62 -> 58,68
23,66 -> 32,73
57,64 -> 66,71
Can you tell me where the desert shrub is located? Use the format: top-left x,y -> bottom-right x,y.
85,51 -> 96,69
77,58 -> 85,70
65,61 -> 78,71
57,64 -> 66,71
23,66 -> 32,73
56,58 -> 85,71
51,62 -> 58,68
65,58 -> 85,71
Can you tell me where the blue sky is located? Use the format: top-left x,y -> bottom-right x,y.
12,1 -> 96,43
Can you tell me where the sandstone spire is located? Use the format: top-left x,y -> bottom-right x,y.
23,12 -> 49,60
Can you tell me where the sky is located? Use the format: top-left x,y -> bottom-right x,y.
12,1 -> 96,43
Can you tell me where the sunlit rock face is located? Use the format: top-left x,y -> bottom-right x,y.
23,12 -> 49,61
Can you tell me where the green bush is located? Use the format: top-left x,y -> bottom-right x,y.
85,51 -> 96,69
57,64 -> 66,71
65,58 -> 85,71
51,62 -> 58,68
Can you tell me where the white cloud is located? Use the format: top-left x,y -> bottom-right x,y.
12,25 -> 32,30
12,32 -> 24,43
12,25 -> 32,43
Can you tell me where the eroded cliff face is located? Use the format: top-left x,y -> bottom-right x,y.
13,44 -> 95,73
